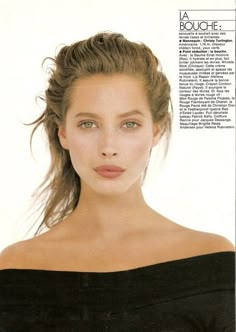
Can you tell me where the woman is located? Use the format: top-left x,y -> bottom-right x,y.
0,32 -> 235,331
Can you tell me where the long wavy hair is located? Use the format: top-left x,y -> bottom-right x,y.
27,31 -> 173,236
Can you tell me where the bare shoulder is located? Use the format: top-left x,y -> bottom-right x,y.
154,212 -> 235,254
182,228 -> 235,254
202,231 -> 235,251
0,239 -> 37,270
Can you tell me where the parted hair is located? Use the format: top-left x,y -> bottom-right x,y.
28,31 -> 172,236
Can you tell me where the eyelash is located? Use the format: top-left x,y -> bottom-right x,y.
77,120 -> 141,129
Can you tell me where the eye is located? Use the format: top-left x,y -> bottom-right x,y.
77,120 -> 140,129
78,121 -> 97,129
123,121 -> 140,129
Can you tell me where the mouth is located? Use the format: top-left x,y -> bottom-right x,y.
94,170 -> 124,178
94,165 -> 125,172
94,165 -> 125,179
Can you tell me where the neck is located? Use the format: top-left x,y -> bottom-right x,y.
67,181 -> 153,241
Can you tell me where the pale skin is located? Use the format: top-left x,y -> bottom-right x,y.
0,73 -> 234,271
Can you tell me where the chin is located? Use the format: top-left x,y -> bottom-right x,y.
81,176 -> 141,197
91,182 -> 132,196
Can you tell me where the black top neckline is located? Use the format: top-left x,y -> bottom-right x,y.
1,251 -> 234,276
0,251 -> 234,309
0,253 -> 235,329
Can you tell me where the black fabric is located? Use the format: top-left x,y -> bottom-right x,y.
0,251 -> 235,331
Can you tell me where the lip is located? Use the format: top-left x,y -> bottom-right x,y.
94,165 -> 125,179
94,165 -> 125,172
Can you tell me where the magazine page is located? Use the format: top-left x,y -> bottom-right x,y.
0,0 -> 234,252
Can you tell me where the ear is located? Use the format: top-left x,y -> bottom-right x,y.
58,125 -> 69,150
152,122 -> 161,147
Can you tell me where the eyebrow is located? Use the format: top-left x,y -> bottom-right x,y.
74,110 -> 145,119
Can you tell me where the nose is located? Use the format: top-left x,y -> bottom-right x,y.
102,151 -> 117,157
99,130 -> 119,158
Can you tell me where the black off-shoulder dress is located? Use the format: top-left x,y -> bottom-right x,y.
0,251 -> 235,331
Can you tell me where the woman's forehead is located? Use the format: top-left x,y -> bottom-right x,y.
69,73 -> 145,89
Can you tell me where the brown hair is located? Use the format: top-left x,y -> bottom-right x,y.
28,31 -> 172,236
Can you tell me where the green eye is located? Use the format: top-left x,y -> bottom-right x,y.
78,121 -> 140,129
79,121 -> 96,128
124,122 -> 139,128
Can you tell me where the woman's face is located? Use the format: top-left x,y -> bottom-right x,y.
58,73 -> 160,196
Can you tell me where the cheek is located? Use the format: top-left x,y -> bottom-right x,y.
124,134 -> 152,163
67,133 -> 91,165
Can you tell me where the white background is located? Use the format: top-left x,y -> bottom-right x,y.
0,0 -> 235,251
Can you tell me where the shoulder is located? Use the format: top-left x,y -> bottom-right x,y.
183,229 -> 235,254
206,232 -> 235,251
154,213 -> 235,254
157,213 -> 235,255
0,239 -> 37,270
